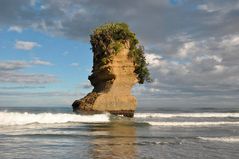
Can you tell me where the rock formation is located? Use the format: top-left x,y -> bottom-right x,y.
72,23 -> 151,117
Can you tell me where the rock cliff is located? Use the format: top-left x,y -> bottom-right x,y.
72,22 -> 151,117
72,43 -> 137,117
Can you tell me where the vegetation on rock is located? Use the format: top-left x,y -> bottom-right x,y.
90,22 -> 151,84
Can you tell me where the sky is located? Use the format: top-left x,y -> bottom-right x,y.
0,0 -> 239,108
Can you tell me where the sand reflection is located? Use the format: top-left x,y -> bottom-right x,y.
90,120 -> 137,159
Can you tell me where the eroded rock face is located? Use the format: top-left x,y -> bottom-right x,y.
72,44 -> 138,117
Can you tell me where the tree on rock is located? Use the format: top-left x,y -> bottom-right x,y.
72,22 -> 151,117
90,22 -> 151,84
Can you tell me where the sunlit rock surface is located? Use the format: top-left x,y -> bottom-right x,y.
72,43 -> 138,117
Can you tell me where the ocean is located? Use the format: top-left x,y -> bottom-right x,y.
0,106 -> 239,159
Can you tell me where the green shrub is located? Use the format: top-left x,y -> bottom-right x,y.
90,22 -> 151,84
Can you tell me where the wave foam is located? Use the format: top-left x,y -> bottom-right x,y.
0,112 -> 109,126
198,137 -> 239,143
135,113 -> 239,118
148,121 -> 239,127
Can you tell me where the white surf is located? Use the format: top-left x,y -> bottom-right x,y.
0,111 -> 109,126
148,121 -> 239,127
135,112 -> 239,118
198,136 -> 239,143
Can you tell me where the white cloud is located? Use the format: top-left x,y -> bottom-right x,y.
70,62 -> 80,67
8,26 -> 23,33
178,41 -> 196,58
0,71 -> 57,84
197,1 -> 239,14
31,59 -> 53,66
197,4 -> 220,13
197,5 -> 210,11
0,60 -> 55,84
145,53 -> 162,68
0,61 -> 29,71
40,5 -> 48,10
140,32 -> 239,105
0,60 -> 53,71
15,40 -> 40,50
214,65 -> 225,73
30,0 -> 36,6
221,35 -> 239,47
195,55 -> 222,63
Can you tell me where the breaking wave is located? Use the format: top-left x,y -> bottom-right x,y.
198,136 -> 239,143
134,113 -> 239,118
148,121 -> 239,127
0,111 -> 109,126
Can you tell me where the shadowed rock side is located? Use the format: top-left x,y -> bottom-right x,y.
72,44 -> 138,117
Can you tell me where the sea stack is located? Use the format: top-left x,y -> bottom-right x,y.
72,23 -> 151,117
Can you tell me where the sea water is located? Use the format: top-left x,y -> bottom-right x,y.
0,106 -> 239,159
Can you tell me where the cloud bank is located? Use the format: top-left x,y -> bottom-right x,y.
15,40 -> 40,50
0,60 -> 56,84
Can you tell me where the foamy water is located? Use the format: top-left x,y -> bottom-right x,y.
199,137 -> 239,143
148,121 -> 239,127
137,112 -> 239,127
0,111 -> 109,126
135,112 -> 239,118
1,107 -> 239,159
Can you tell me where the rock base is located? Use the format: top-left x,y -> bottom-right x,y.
108,110 -> 135,118
72,92 -> 136,118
